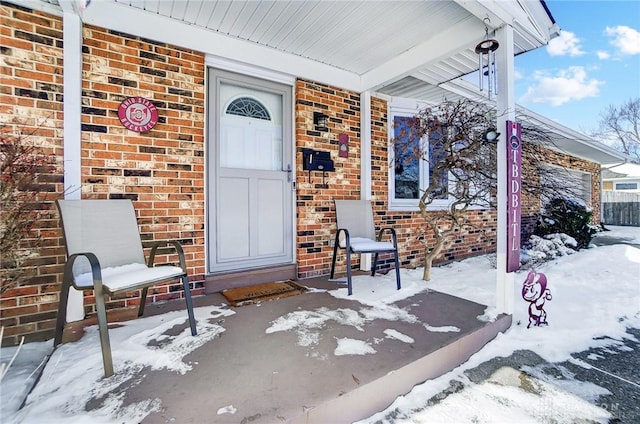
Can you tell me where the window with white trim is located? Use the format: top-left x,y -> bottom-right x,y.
615,182 -> 638,190
388,99 -> 453,211
540,164 -> 592,208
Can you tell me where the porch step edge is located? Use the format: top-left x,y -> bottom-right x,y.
290,314 -> 513,424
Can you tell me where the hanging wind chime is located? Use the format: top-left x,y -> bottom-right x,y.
475,18 -> 500,99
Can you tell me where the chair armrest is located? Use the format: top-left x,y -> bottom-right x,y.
64,252 -> 103,290
147,240 -> 187,272
377,227 -> 398,246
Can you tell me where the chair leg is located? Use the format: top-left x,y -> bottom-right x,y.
346,251 -> 353,296
371,253 -> 379,277
330,235 -> 340,279
138,287 -> 149,317
94,283 -> 114,378
393,251 -> 401,290
53,279 -> 71,347
181,275 -> 197,336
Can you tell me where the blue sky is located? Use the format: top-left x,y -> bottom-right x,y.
514,0 -> 640,135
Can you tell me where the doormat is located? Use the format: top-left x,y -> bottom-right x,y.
221,280 -> 308,306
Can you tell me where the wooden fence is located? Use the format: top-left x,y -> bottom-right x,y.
602,191 -> 640,226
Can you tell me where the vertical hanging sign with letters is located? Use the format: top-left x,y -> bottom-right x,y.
506,120 -> 522,273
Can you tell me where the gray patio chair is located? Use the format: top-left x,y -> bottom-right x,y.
330,200 -> 401,295
53,199 -> 197,377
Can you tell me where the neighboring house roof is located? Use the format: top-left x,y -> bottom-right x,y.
603,163 -> 640,179
14,0 -> 558,94
515,104 -> 630,166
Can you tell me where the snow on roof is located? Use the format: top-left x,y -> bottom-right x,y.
604,163 -> 640,178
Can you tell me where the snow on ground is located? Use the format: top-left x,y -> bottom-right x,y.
1,305 -> 234,423
384,366 -> 612,424
334,337 -> 377,356
359,226 -> 640,423
1,226 -> 639,423
596,224 -> 640,244
0,340 -> 51,418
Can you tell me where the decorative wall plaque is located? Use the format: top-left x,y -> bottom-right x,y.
117,96 -> 158,132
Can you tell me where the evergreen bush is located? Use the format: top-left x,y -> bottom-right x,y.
534,197 -> 596,249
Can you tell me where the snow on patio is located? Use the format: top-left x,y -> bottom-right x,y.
264,276 -> 460,358
2,305 -> 235,423
1,226 -> 639,423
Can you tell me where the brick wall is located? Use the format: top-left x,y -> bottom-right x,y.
295,79 -> 363,278
520,143 -> 602,239
79,24 -> 206,310
295,81 -> 498,279
1,3 -> 206,345
1,4 -> 65,345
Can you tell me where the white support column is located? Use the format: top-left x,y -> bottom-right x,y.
360,92 -> 373,270
360,91 -> 372,201
495,24 -> 516,314
63,10 -> 84,322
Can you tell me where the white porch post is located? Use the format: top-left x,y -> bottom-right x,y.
360,91 -> 373,270
360,91 -> 372,201
62,9 -> 84,321
495,24 -> 516,314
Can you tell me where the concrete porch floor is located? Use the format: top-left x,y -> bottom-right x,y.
97,276 -> 511,424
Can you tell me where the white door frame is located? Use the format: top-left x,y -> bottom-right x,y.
206,67 -> 296,274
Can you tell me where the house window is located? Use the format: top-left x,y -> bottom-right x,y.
388,99 -> 451,211
615,182 -> 638,190
393,116 -> 420,200
540,165 -> 592,207
226,97 -> 271,120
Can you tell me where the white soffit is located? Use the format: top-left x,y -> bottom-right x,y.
15,0 -> 556,94
379,77 -> 628,166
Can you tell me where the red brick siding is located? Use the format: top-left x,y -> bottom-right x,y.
295,79 -> 363,278
1,4 -> 65,345
520,144 -> 602,239
295,82 -> 498,278
1,4 -> 206,345
79,23 -> 206,311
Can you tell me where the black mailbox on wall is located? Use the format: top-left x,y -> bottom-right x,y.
302,148 -> 335,172
301,148 -> 334,187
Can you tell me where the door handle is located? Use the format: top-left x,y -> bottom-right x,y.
286,164 -> 293,182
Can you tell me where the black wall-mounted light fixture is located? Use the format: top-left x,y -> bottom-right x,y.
314,112 -> 329,132
482,128 -> 501,143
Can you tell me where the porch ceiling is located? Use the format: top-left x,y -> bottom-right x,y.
27,0 -> 557,93
17,0 -> 618,165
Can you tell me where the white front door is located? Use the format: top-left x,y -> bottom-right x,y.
208,69 -> 294,273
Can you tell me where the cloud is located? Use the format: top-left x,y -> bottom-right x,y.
596,50 -> 610,60
519,66 -> 603,106
546,31 -> 585,56
605,25 -> 640,55
514,68 -> 524,80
